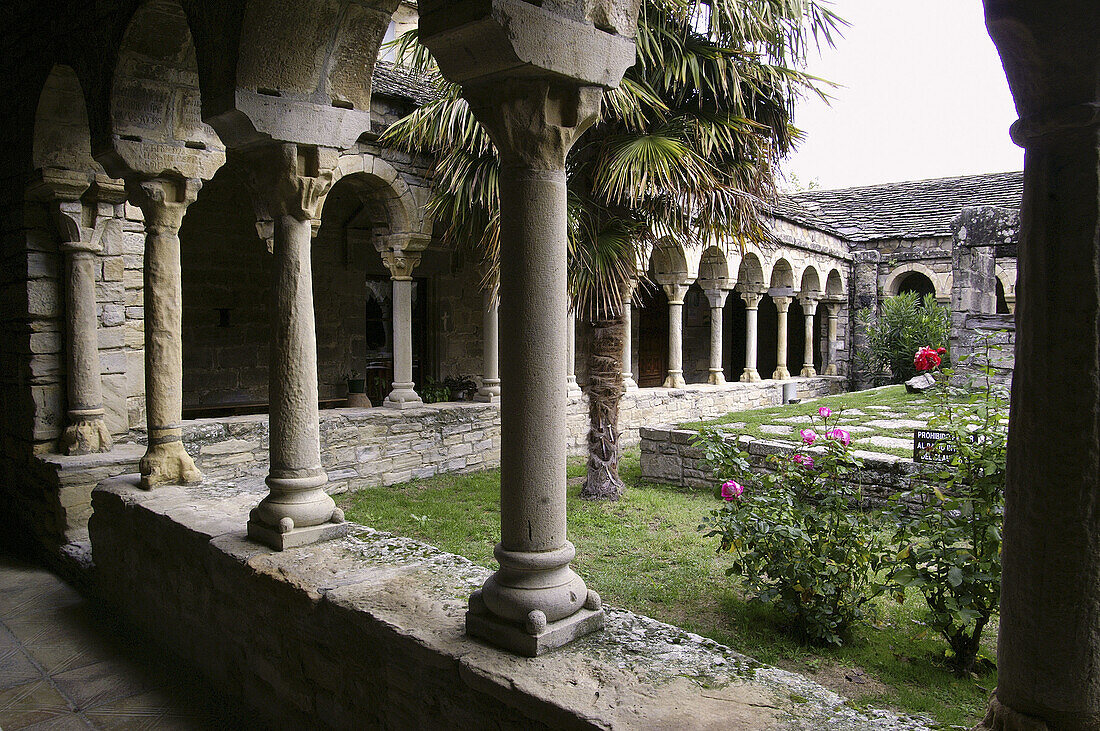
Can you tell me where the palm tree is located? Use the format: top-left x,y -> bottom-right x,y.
381,0 -> 842,499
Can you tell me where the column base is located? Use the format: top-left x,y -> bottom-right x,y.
61,416 -> 113,455
140,440 -> 202,489
773,366 -> 791,381
566,376 -> 582,396
974,693 -> 1049,730
708,370 -> 726,385
740,368 -> 761,383
824,364 -> 838,376
384,383 -> 424,409
247,511 -> 351,551
663,372 -> 686,388
622,374 -> 638,391
467,588 -> 605,657
475,378 -> 501,403
800,366 -> 817,377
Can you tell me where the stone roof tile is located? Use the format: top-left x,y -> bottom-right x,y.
772,171 -> 1024,242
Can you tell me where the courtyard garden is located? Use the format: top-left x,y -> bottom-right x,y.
340,380 -> 1006,729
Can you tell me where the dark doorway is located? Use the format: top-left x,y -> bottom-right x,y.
638,285 -> 668,387
724,295 -> 747,381
896,271 -> 936,301
758,294 -> 778,378
788,301 -> 805,374
996,278 -> 1010,314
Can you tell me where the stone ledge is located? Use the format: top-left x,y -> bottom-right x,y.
89,475 -> 932,730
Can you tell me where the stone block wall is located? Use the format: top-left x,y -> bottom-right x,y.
88,475 -> 931,731
640,426 -> 934,511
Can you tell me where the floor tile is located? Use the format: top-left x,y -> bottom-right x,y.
20,713 -> 94,730
0,645 -> 43,690
0,678 -> 74,729
51,660 -> 152,713
86,689 -> 222,731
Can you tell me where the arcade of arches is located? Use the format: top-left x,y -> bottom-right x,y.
1,0 -> 1098,728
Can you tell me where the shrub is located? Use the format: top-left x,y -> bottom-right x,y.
885,339 -> 1007,674
698,408 -> 887,646
859,292 -> 949,382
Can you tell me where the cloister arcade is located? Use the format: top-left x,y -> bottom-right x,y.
2,0 -> 1097,727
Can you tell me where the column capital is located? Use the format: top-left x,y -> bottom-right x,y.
799,296 -> 819,315
125,176 -> 201,232
380,250 -> 423,281
739,286 -> 765,309
705,288 -> 731,309
772,295 -> 792,312
1010,101 -> 1100,150
826,301 -> 843,318
239,143 -> 337,223
465,78 -> 604,171
662,282 -> 689,304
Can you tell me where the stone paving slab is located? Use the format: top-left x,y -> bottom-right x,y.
859,436 -> 916,450
0,554 -> 237,731
864,419 -> 927,430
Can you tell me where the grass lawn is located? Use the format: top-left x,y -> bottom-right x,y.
682,385 -> 939,459
340,449 -> 997,728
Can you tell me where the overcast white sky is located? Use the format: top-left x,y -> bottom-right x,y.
781,1 -> 1023,191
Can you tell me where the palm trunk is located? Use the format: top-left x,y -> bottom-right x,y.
580,313 -> 626,500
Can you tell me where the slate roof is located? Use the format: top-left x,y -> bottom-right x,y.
772,171 -> 1024,242
372,61 -> 441,106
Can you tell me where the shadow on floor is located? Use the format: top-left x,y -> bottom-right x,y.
0,551 -> 245,730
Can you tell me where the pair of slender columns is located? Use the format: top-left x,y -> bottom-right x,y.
379,246 -> 425,409
662,284 -> 688,388
475,290 -> 501,402
739,288 -> 764,382
772,296 -> 792,381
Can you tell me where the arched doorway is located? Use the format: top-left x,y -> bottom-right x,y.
637,284 -> 668,388
895,271 -> 937,301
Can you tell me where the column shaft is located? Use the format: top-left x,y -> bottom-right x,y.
381,250 -> 424,409
663,289 -> 686,388
800,300 -> 817,377
773,296 -> 791,381
740,290 -> 762,382
709,306 -> 725,384
621,298 -> 637,390
476,291 -> 501,402
61,246 -> 112,453
825,305 -> 839,376
566,310 -> 581,395
129,178 -> 201,488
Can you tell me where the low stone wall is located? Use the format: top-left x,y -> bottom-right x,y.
951,313 -> 1015,391
22,377 -> 845,552
88,475 -> 931,731
641,426 -> 935,510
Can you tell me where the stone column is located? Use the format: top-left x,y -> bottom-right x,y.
475,289 -> 501,402
566,309 -> 582,396
851,249 -> 880,390
621,280 -> 638,390
799,297 -> 818,377
705,288 -> 730,385
739,288 -> 763,382
460,78 -> 607,656
380,247 -> 425,409
824,302 -> 841,376
662,283 -> 688,388
772,295 -> 792,381
977,6 -> 1100,724
126,177 -> 202,488
35,174 -> 114,455
242,143 -> 346,550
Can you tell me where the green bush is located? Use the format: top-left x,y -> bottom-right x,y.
885,340 -> 1007,674
858,292 -> 950,382
697,410 -> 887,646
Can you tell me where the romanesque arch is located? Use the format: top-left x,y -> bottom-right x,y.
883,262 -> 948,302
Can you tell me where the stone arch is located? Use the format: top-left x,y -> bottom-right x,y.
826,268 -> 845,297
201,0 -> 396,149
769,257 -> 795,290
98,0 -> 225,181
648,239 -> 689,286
697,245 -> 730,291
736,252 -> 765,290
33,65 -> 100,176
328,155 -> 430,237
799,265 -> 821,298
883,263 -> 947,301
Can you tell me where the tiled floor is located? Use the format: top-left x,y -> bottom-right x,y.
0,553 -> 237,730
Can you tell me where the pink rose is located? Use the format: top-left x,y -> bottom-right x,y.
792,454 -> 814,469
818,406 -> 832,418
721,479 -> 743,501
800,428 -> 817,445
828,428 -> 851,446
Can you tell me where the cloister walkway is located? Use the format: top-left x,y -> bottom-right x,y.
0,552 -> 236,730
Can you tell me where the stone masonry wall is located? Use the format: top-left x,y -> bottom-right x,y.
640,426 -> 934,511
88,476 -> 930,731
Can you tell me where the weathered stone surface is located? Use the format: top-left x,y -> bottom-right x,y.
89,475 -> 932,730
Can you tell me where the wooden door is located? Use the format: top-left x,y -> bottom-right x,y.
638,286 -> 668,387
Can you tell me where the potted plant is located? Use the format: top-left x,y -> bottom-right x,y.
345,370 -> 370,408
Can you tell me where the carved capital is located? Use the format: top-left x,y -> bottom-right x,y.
381,250 -> 422,280
1010,101 -> 1100,149
465,78 -> 604,171
126,176 -> 201,233
826,302 -> 842,319
705,288 -> 730,309
662,283 -> 688,304
773,295 -> 792,313
799,296 -> 819,315
240,143 -> 337,223
738,285 -> 766,309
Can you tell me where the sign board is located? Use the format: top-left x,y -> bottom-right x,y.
913,429 -> 956,464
